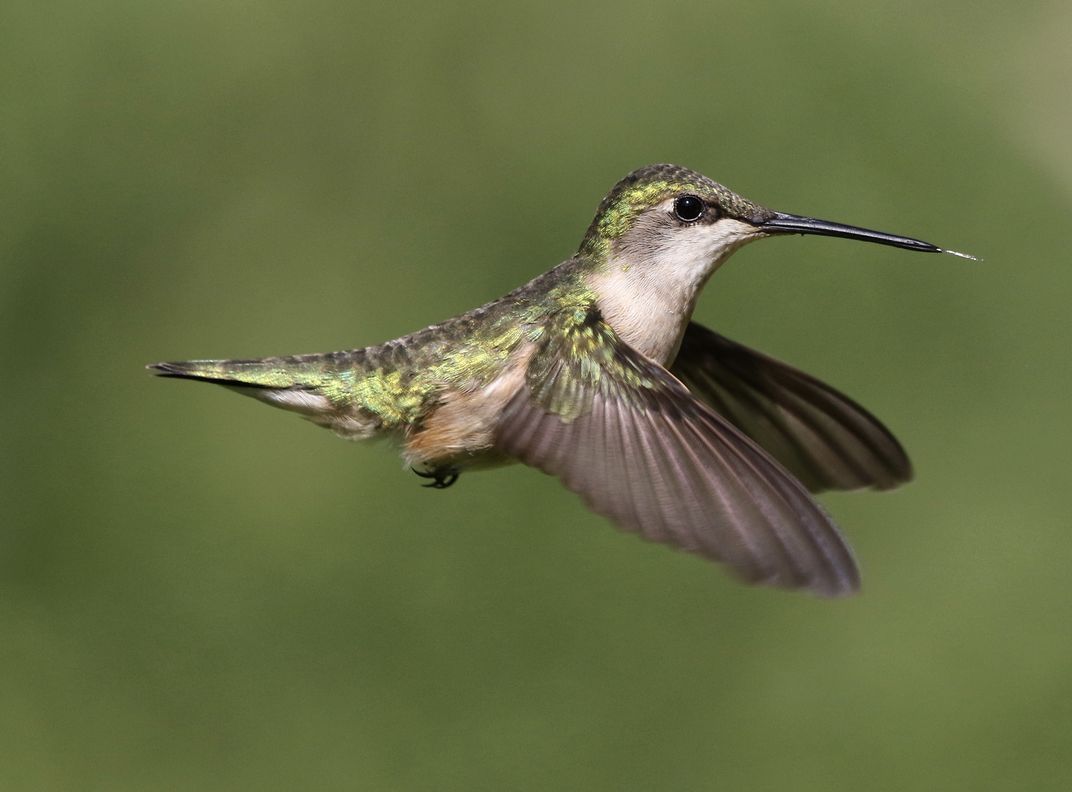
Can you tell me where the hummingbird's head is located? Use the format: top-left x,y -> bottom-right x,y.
580,164 -> 972,363
579,164 -> 769,265
580,163 -> 970,267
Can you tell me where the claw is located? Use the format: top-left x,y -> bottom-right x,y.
411,466 -> 460,489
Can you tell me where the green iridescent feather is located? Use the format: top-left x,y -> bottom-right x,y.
153,258 -> 602,431
525,306 -> 663,421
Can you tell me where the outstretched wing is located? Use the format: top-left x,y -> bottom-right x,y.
495,308 -> 859,596
671,322 -> 911,493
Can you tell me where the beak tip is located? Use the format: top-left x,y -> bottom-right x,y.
760,211 -> 969,257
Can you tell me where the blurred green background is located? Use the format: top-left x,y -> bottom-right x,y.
3,1 -> 1070,789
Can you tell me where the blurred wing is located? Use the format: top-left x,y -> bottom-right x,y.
495,309 -> 859,596
671,322 -> 911,493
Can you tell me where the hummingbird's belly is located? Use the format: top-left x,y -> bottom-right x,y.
402,348 -> 533,470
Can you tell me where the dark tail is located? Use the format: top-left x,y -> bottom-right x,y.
147,356 -> 348,420
147,358 -> 322,389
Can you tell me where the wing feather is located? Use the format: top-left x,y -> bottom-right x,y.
496,311 -> 860,596
671,322 -> 911,492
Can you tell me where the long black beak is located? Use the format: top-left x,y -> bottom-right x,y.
759,211 -> 976,259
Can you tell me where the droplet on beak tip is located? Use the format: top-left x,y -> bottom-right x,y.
939,247 -> 980,261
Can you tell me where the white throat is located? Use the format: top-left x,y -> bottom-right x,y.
588,215 -> 762,364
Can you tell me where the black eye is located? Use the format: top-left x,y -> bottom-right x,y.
673,195 -> 704,222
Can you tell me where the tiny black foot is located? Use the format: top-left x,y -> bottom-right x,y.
412,466 -> 460,490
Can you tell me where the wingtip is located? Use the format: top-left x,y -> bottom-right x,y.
813,576 -> 861,598
749,563 -> 861,598
812,547 -> 862,598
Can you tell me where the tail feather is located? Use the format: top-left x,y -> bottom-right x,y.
148,359 -> 304,389
148,350 -> 386,438
147,357 -> 341,419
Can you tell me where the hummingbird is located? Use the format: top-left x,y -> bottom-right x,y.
151,164 -> 973,596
